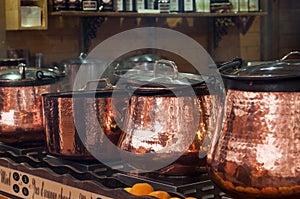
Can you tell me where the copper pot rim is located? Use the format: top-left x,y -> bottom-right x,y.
122,85 -> 210,97
42,89 -> 128,99
222,77 -> 300,92
0,78 -> 57,87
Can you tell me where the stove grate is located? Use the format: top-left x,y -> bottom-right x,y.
0,143 -> 232,199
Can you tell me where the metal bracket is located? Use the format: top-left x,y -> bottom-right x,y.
213,17 -> 235,48
213,16 -> 256,48
81,15 -> 256,52
235,15 -> 256,35
82,16 -> 105,53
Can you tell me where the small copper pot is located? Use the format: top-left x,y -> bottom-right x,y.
42,79 -> 128,160
207,51 -> 300,198
0,64 -> 62,144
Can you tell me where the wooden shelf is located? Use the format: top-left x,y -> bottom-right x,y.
50,10 -> 268,18
5,0 -> 48,30
50,10 -> 267,54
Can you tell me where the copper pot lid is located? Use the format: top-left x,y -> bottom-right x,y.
115,59 -> 206,90
0,64 -> 61,87
220,51 -> 300,92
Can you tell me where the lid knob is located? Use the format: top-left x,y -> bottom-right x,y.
153,59 -> 179,80
18,63 -> 26,79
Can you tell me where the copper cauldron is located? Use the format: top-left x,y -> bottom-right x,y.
207,51 -> 300,199
0,64 -> 62,145
42,79 -> 128,160
115,59 -> 219,175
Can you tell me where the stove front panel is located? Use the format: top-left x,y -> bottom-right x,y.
0,165 -> 113,199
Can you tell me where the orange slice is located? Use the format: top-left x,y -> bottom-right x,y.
129,183 -> 154,196
148,191 -> 170,199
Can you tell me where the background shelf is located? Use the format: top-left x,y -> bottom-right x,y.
50,11 -> 268,18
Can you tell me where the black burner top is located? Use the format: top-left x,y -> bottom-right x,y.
0,143 -> 232,199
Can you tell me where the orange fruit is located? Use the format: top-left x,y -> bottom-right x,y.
148,191 -> 170,199
123,187 -> 131,193
129,183 -> 154,196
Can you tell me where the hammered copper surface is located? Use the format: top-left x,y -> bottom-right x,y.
207,89 -> 300,198
44,96 -> 92,158
118,94 -> 215,175
0,85 -> 51,144
73,96 -> 126,158
43,95 -> 125,159
192,94 -> 216,153
118,95 -> 200,153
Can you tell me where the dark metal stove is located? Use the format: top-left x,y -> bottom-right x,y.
0,143 -> 232,199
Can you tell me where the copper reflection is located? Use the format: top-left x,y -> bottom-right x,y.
0,85 -> 50,144
43,93 -> 126,160
189,94 -> 215,152
43,96 -> 88,158
118,95 -> 201,154
118,94 -> 215,175
57,97 -> 81,156
207,89 -> 300,198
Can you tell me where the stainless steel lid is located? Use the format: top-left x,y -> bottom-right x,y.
221,51 -> 300,80
60,53 -> 104,65
115,59 -> 206,87
126,53 -> 161,63
220,51 -> 300,92
0,64 -> 62,87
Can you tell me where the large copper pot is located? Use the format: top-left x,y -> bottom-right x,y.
115,60 -> 218,175
42,79 -> 128,160
118,91 -> 215,175
207,51 -> 300,198
0,64 -> 62,145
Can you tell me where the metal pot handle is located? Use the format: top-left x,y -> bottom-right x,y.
217,57 -> 243,70
36,70 -> 56,80
79,52 -> 87,60
280,51 -> 300,61
82,78 -> 113,91
153,59 -> 178,80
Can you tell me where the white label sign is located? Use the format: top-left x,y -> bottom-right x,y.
0,166 -> 113,199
